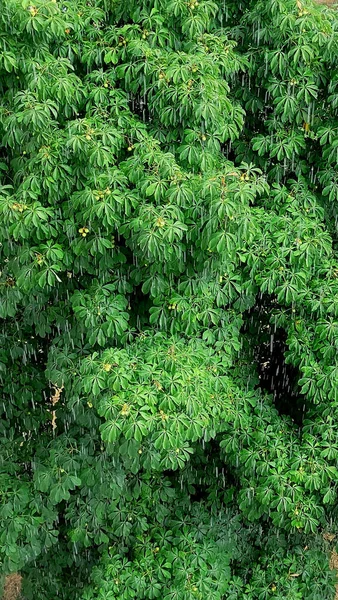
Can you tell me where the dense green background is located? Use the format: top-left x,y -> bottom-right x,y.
1,0 -> 338,598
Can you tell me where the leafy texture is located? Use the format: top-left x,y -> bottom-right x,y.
1,0 -> 338,598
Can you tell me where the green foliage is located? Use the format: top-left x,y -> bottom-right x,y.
1,0 -> 338,597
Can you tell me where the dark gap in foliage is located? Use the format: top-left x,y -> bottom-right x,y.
129,283 -> 152,330
255,327 -> 304,426
129,93 -> 152,123
221,140 -> 237,163
242,295 -> 304,426
166,439 -> 239,505
22,540 -> 96,600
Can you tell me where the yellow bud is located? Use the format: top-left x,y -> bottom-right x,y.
121,403 -> 130,416
156,217 -> 165,228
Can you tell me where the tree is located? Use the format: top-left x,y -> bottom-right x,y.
1,0 -> 338,598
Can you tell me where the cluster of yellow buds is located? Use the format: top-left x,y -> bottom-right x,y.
120,403 -> 130,416
94,188 -> 111,200
142,29 -> 149,39
155,217 -> 165,228
102,363 -> 112,372
188,0 -> 199,9
28,5 -> 38,16
38,145 -> 51,157
159,409 -> 168,421
170,173 -> 183,183
35,253 -> 44,265
85,128 -> 95,140
168,303 -> 177,310
11,202 -> 28,212
78,227 -> 89,237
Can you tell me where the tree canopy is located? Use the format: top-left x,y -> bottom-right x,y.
1,0 -> 338,598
